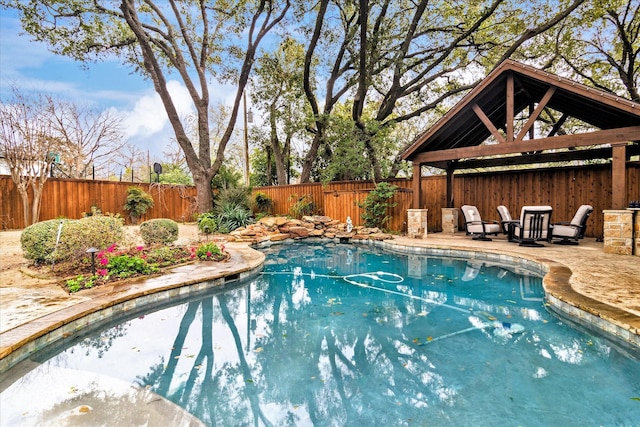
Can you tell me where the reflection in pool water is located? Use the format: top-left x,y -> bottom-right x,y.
2,242 -> 640,426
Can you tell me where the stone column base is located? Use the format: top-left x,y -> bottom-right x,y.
407,209 -> 428,239
441,208 -> 458,233
603,210 -> 633,255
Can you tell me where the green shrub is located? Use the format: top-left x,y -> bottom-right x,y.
195,242 -> 223,260
358,182 -> 398,229
139,218 -> 179,246
123,187 -> 154,223
82,205 -> 102,217
107,254 -> 156,278
205,186 -> 255,234
197,212 -> 218,234
214,186 -> 251,212
66,274 -> 98,293
21,219 -> 70,264
253,192 -> 273,214
215,203 -> 254,233
56,215 -> 124,262
145,246 -> 192,266
289,194 -> 315,219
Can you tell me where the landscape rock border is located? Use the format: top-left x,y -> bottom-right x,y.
229,215 -> 395,243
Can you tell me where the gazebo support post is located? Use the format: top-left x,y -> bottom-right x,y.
446,162 -> 456,208
412,163 -> 422,208
611,143 -> 627,209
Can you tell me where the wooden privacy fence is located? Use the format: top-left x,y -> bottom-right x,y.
0,177 -> 197,229
255,163 -> 639,238
2,162 -> 638,236
253,180 -> 414,232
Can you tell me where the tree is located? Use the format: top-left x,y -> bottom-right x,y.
252,37 -> 309,185
115,142 -> 148,182
4,0 -> 290,213
295,0 -> 586,182
541,0 -> 639,102
0,88 -> 56,226
47,100 -> 125,179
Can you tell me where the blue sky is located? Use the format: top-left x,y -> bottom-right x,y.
0,10 -> 238,161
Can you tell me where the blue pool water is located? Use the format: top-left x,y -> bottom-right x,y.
2,242 -> 640,426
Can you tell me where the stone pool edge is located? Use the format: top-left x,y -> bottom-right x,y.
0,244 -> 265,374
2,238 -> 639,375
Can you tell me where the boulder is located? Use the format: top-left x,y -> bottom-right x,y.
269,233 -> 291,242
287,226 -> 310,238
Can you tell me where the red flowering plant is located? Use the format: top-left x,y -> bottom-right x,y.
194,242 -> 227,261
64,243 -> 196,293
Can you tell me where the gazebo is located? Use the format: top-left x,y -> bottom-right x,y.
402,60 -> 640,211
402,60 -> 640,209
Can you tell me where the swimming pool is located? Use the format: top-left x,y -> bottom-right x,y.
2,241 -> 639,425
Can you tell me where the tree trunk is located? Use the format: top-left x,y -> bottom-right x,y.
193,169 -> 214,214
300,131 -> 323,183
17,185 -> 31,226
268,104 -> 288,185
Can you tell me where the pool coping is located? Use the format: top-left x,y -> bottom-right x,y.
1,238 -> 639,375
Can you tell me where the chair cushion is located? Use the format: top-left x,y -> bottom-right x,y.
461,205 -> 480,223
497,205 -> 512,221
484,224 -> 501,234
553,224 -> 578,238
467,223 -> 500,234
571,205 -> 593,226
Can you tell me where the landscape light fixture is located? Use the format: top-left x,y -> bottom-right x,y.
86,247 -> 99,275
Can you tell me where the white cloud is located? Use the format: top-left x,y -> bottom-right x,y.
120,80 -> 194,139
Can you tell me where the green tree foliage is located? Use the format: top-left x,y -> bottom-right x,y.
7,0 -> 636,188
315,102 -> 399,182
251,37 -> 310,185
158,163 -> 193,186
358,182 -> 398,229
536,0 -> 639,102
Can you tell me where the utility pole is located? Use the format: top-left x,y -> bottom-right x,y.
243,92 -> 253,186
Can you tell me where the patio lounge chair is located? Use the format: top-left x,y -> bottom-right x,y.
551,204 -> 593,245
497,205 -> 520,240
461,205 -> 501,241
511,206 -> 553,247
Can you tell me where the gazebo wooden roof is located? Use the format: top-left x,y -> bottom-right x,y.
402,60 -> 640,210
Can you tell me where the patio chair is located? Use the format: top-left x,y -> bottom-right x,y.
510,206 -> 553,247
496,205 -> 520,240
551,204 -> 593,245
461,205 -> 501,241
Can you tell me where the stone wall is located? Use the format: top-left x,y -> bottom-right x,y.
229,215 -> 394,243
